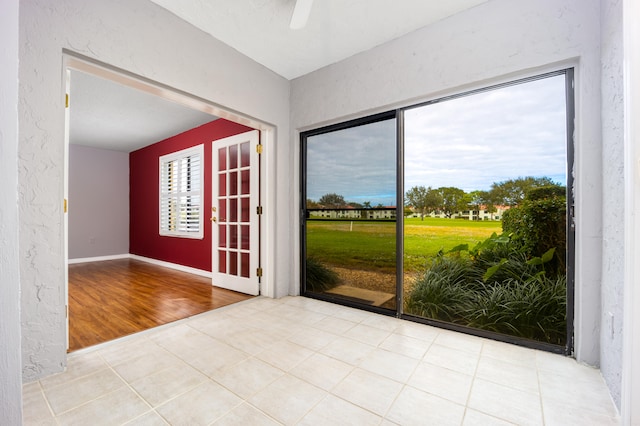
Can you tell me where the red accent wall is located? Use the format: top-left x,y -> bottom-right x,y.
129,119 -> 254,271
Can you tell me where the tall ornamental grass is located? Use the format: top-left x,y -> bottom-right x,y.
405,233 -> 567,345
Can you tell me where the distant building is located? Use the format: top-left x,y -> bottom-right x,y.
407,205 -> 510,221
308,207 -> 397,220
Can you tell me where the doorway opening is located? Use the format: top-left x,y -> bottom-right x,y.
64,53 -> 274,351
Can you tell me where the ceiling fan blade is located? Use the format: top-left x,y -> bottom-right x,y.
289,0 -> 313,29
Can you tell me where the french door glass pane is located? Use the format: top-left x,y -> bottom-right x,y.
229,145 -> 238,169
218,251 -> 226,273
241,197 -> 250,222
304,118 -> 397,310
219,199 -> 227,222
240,142 -> 251,167
403,74 -> 568,346
218,147 -> 226,171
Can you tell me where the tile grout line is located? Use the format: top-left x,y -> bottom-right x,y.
39,359 -> 135,420
242,400 -> 286,425
98,342 -> 221,424
460,339 -> 484,425
35,380 -> 59,424
535,351 -> 547,426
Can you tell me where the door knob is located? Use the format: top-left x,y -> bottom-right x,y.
211,217 -> 217,222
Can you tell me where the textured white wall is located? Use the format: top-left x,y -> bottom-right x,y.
600,0 -> 624,410
291,0 -> 604,365
622,0 -> 640,422
0,0 -> 23,422
68,145 -> 130,259
19,0 -> 291,381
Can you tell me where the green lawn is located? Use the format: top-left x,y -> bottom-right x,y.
404,217 -> 502,270
305,217 -> 502,273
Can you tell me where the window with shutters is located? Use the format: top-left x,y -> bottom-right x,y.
159,145 -> 204,238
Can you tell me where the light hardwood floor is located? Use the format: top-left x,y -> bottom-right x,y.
68,258 -> 253,351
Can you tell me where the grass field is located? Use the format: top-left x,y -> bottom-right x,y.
306,217 -> 502,273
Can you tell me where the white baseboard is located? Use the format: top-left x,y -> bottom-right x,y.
68,254 -> 130,264
129,254 -> 212,279
68,254 -> 212,279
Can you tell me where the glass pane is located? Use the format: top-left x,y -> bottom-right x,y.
218,250 -> 226,273
241,225 -> 250,250
241,170 -> 250,195
241,142 -> 250,167
230,198 -> 238,222
230,251 -> 238,276
304,118 -> 397,310
403,74 -> 568,347
230,225 -> 238,249
229,145 -> 238,169
219,173 -> 227,196
241,197 -> 250,222
218,147 -> 227,171
218,224 -> 226,248
219,199 -> 227,222
241,253 -> 250,278
230,171 -> 238,196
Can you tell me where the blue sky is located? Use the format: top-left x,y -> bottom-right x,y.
306,74 -> 567,207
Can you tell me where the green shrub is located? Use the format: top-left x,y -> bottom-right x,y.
405,233 -> 567,346
305,257 -> 341,292
404,256 -> 477,321
527,185 -> 566,201
502,196 -> 566,274
462,275 -> 567,345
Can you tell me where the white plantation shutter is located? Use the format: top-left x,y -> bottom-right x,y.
159,145 -> 204,238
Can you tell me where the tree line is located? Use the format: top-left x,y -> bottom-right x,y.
405,176 -> 564,220
306,193 -> 388,209
306,176 -> 565,217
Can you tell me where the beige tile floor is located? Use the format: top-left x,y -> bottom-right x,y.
23,296 -> 620,425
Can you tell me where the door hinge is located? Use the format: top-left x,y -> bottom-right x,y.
66,305 -> 68,318
64,198 -> 68,213
256,144 -> 263,154
65,93 -> 69,108
257,206 -> 263,215
256,267 -> 263,277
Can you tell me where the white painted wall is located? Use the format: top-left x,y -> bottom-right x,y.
600,0 -> 624,410
19,0 -> 291,381
291,0 -> 604,367
0,0 -> 23,422
68,145 -> 129,259
622,0 -> 640,422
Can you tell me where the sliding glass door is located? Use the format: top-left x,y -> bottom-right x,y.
301,113 -> 397,311
403,72 -> 572,348
301,70 -> 574,351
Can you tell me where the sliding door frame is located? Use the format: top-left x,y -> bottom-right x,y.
300,68 -> 576,355
300,110 -> 398,316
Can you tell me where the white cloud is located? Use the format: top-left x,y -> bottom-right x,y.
306,74 -> 568,205
405,74 -> 567,192
306,119 -> 397,205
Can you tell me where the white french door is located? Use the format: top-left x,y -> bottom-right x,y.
212,130 -> 261,295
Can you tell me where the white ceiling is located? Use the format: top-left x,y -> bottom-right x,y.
70,0 -> 488,152
149,0 -> 488,80
69,70 -> 217,152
